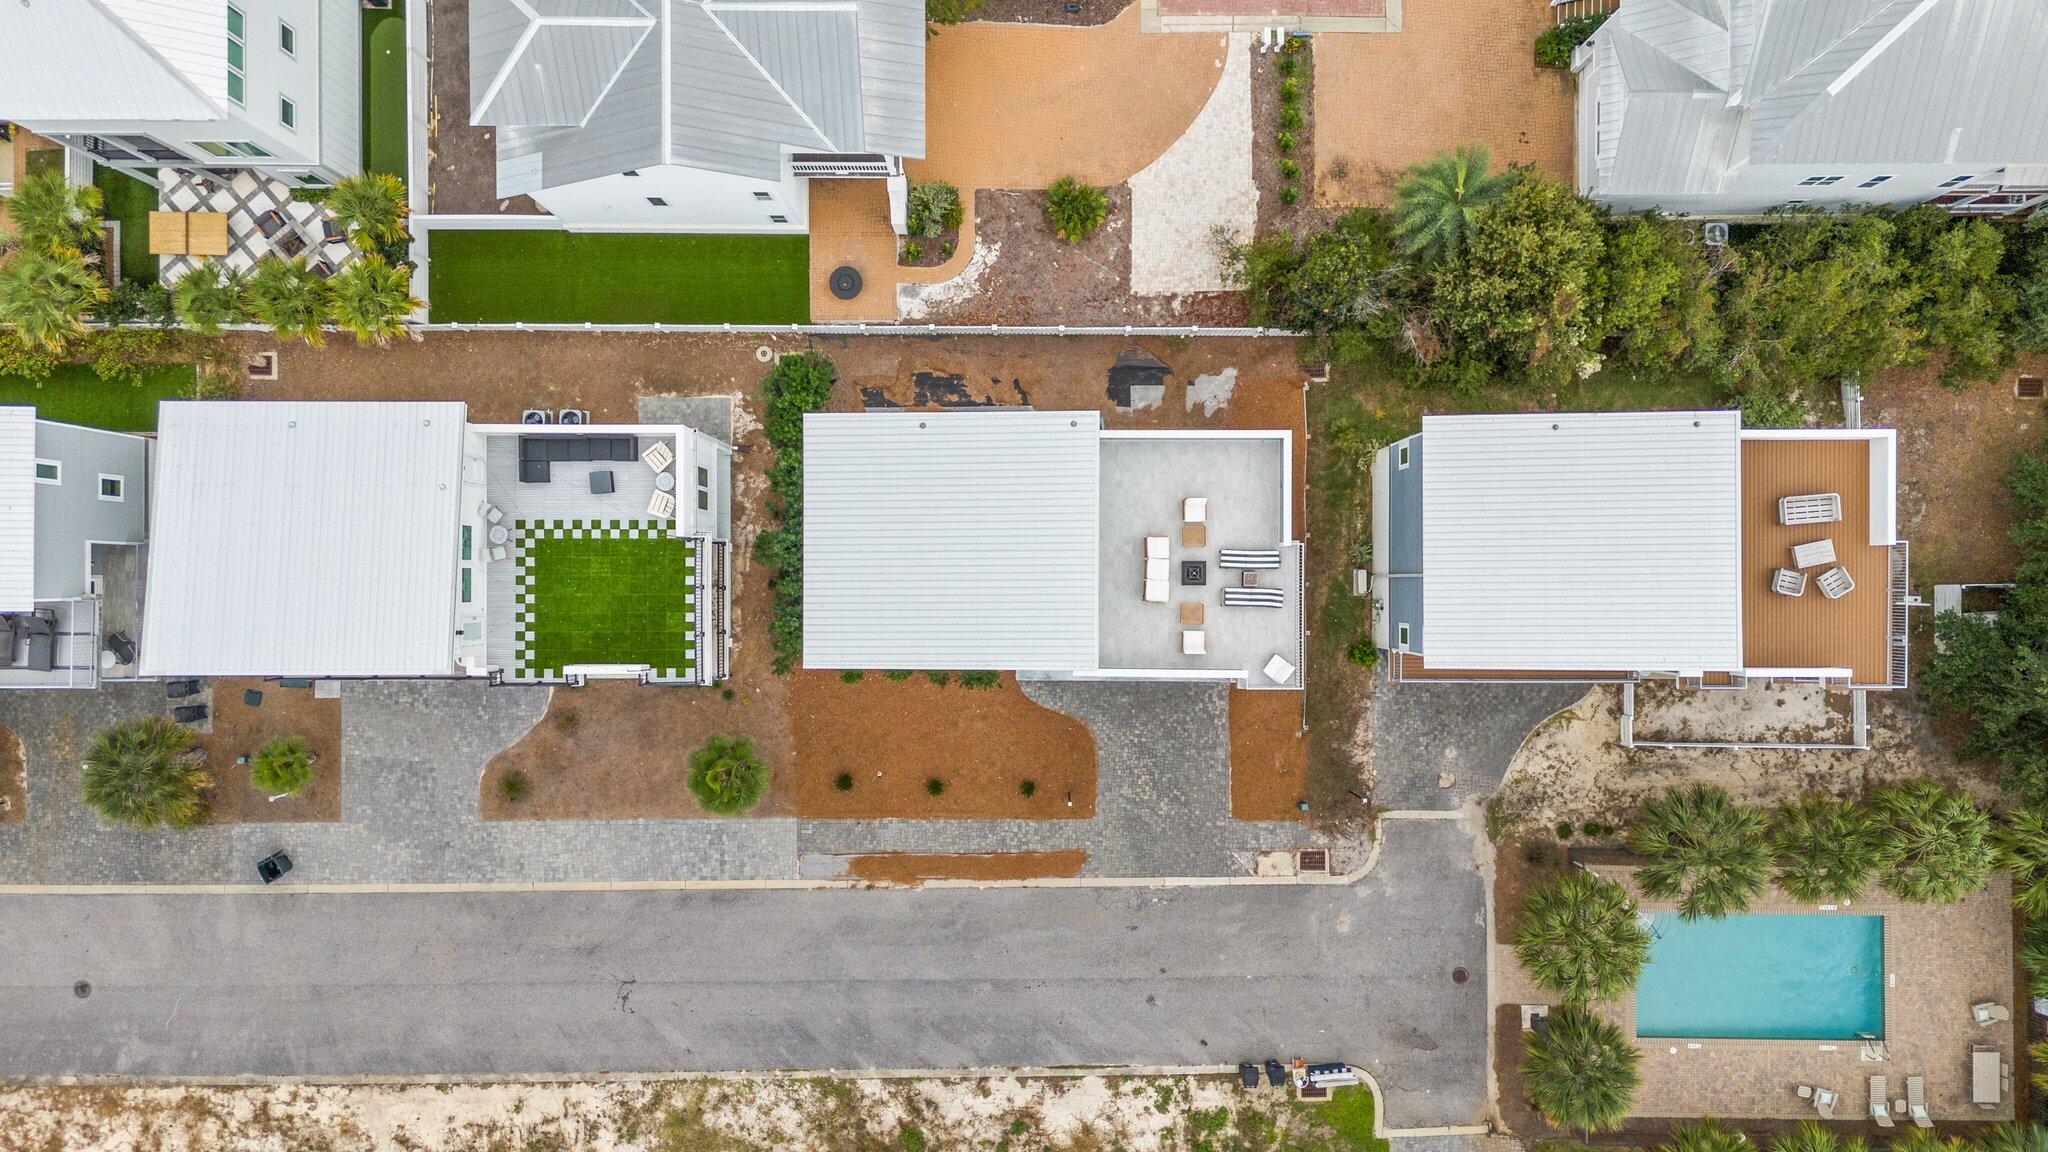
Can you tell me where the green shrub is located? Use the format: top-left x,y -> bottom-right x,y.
899,1127 -> 927,1152
1279,77 -> 1301,105
1280,185 -> 1301,207
926,671 -> 951,687
1278,158 -> 1301,181
1043,176 -> 1108,243
1535,13 -> 1608,68
80,716 -> 208,830
761,351 -> 836,450
840,669 -> 865,683
1344,638 -> 1376,667
1276,54 -> 1298,76
1276,132 -> 1297,155
885,670 -> 915,681
250,736 -> 315,797
906,181 -> 964,238
960,670 -> 1000,689
1020,780 -> 1037,797
834,773 -> 855,791
1556,821 -> 1574,839
498,770 -> 531,803
686,735 -> 770,815
1280,105 -> 1303,132
900,241 -> 924,264
1734,385 -> 1810,428
757,352 -> 837,673
925,778 -> 945,796
925,0 -> 981,26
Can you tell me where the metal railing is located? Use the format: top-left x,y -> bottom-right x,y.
1551,0 -> 1617,23
1887,540 -> 1912,689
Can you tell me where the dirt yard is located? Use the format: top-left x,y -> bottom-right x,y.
846,850 -> 1090,884
1230,688 -> 1309,822
1312,0 -> 1574,205
197,679 -> 341,824
1864,356 -> 2048,588
0,724 -> 22,825
1488,684 -> 1999,837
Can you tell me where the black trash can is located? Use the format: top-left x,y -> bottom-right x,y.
256,851 -> 294,884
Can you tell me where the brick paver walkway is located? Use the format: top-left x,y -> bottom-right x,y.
1368,676 -> 1585,812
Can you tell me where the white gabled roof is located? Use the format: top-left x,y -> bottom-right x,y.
1420,410 -> 1745,673
0,0 -> 221,121
803,410 -> 1101,672
0,407 -> 35,614
139,402 -> 468,679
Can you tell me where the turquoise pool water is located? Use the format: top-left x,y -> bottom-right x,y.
1635,913 -> 1884,1040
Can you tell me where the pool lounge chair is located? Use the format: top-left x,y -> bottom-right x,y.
1906,1075 -> 1931,1128
1870,1077 -> 1894,1127
1814,1088 -> 1838,1119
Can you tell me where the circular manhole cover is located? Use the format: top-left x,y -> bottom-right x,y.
829,265 -> 863,301
1450,967 -> 1469,985
73,980 -> 91,999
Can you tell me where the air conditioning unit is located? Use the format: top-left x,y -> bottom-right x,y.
557,408 -> 589,425
1702,221 -> 1730,247
521,409 -> 551,425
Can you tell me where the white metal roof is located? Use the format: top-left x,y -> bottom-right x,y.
0,0 -> 220,121
1420,410 -> 1744,673
139,402 -> 468,678
0,407 -> 35,614
803,410 -> 1101,671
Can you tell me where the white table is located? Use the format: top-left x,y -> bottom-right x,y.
488,524 -> 510,546
655,471 -> 677,493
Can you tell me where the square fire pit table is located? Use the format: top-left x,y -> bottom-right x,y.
1180,560 -> 1208,586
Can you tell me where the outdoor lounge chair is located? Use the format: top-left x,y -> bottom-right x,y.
1818,566 -> 1856,599
1907,1076 -> 1931,1128
1973,1045 -> 2003,1109
1772,568 -> 1807,596
641,440 -> 675,473
1973,1002 -> 2011,1025
1791,538 -> 1838,569
1870,1077 -> 1894,1127
1181,630 -> 1207,655
1183,497 -> 1208,524
1223,586 -> 1286,608
646,490 -> 676,519
21,612 -> 55,672
1814,1088 -> 1838,1119
1780,492 -> 1843,525
1219,549 -> 1283,570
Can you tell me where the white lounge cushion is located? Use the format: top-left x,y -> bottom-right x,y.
1144,579 -> 1168,604
1145,535 -> 1170,559
1181,629 -> 1207,655
1183,497 -> 1208,524
1263,654 -> 1295,684
1145,557 -> 1169,582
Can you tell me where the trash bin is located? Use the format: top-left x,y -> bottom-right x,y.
256,850 -> 293,884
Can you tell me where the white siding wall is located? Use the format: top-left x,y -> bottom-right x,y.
1597,163 -> 2031,216
531,163 -> 812,232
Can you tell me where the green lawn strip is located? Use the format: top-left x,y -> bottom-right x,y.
426,230 -> 810,324
1298,1086 -> 1389,1152
527,534 -> 697,673
93,165 -> 161,285
0,364 -> 193,431
361,9 -> 408,179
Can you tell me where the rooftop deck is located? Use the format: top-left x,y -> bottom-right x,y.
1740,437 -> 1896,686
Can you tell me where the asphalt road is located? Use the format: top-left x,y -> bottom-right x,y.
0,821 -> 1487,1129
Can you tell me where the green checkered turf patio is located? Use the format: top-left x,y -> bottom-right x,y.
512,520 -> 697,679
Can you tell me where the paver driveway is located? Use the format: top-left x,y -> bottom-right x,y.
0,820 -> 1488,1130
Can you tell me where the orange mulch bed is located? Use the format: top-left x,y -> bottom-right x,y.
198,679 -> 342,824
1228,688 -> 1310,822
0,724 -> 23,825
846,851 -> 1089,886
789,672 -> 1098,819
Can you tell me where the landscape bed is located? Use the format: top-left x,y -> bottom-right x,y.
1635,912 -> 1885,1040
425,231 -> 811,324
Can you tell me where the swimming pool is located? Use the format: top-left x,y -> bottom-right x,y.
1635,913 -> 1884,1040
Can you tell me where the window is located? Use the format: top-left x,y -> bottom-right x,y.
1395,443 -> 1411,469
194,140 -> 270,157
1397,623 -> 1410,648
461,524 -> 473,561
279,20 -> 295,56
696,466 -> 709,487
1785,199 -> 1808,206
1796,175 -> 1844,187
1939,174 -> 1977,189
97,474 -> 124,502
32,460 -> 59,485
698,489 -> 710,511
752,191 -> 773,201
646,196 -> 668,206
293,173 -> 325,186
1859,175 -> 1894,188
769,214 -> 789,224
279,97 -> 295,130
460,568 -> 472,604
118,135 -> 188,161
622,170 -> 641,177
195,141 -> 232,157
227,4 -> 247,105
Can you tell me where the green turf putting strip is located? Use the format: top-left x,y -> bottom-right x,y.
524,533 -> 698,674
362,10 -> 408,179
425,230 -> 810,324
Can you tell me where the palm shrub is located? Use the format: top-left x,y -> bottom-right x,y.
3,171 -> 105,254
327,255 -> 420,345
1770,794 -> 1881,902
325,172 -> 409,249
80,715 -> 210,830
1768,1120 -> 1863,1152
245,256 -> 331,346
1979,1125 -> 2048,1152
687,735 -> 769,815
1663,1120 -> 1746,1152
250,736 -> 315,797
2024,918 -> 2048,1000
1390,143 -> 1516,265
906,181 -> 963,239
172,259 -> 248,333
1869,780 -> 1992,903
1044,176 -> 1108,243
1519,1003 -> 1638,1134
0,247 -> 107,351
1995,806 -> 2048,916
1512,870 -> 1651,1004
1627,784 -> 1771,919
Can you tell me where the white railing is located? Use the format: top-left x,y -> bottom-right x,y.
1887,541 -> 1911,689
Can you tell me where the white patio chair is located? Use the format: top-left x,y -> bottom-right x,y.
1814,1088 -> 1838,1119
1791,538 -> 1837,568
1973,1001 -> 2011,1026
1818,566 -> 1856,599
1906,1076 -> 1931,1128
1145,535 -> 1170,560
1772,568 -> 1807,596
646,490 -> 676,519
1182,497 -> 1208,524
1181,630 -> 1207,655
480,502 -> 504,525
1870,1076 -> 1894,1128
490,545 -> 509,562
641,440 -> 675,473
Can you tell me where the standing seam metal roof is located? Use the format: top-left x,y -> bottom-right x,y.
0,408 -> 35,613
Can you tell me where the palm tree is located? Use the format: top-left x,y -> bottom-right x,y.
171,259 -> 248,333
325,172 -> 409,249
1519,1003 -> 1638,1134
1390,144 -> 1517,265
327,255 -> 419,345
1664,1120 -> 1745,1152
1512,870 -> 1652,1004
244,256 -> 330,346
1978,1124 -> 2048,1152
687,734 -> 770,815
1627,784 -> 1771,920
1869,779 -> 1993,904
1768,1119 -> 1865,1152
1995,806 -> 2048,916
3,171 -> 105,254
79,715 -> 210,830
250,736 -> 316,798
2023,919 -> 2048,1000
1771,794 -> 1881,902
0,246 -> 107,351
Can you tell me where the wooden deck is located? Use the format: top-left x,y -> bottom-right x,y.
1740,438 -> 1890,684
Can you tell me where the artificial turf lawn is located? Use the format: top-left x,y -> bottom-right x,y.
361,9 -> 408,179
0,364 -> 193,431
425,230 -> 810,324
525,534 -> 698,675
93,165 -> 161,284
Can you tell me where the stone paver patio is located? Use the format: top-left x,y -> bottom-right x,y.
156,169 -> 356,283
1128,33 -> 1256,296
1368,675 -> 1584,812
